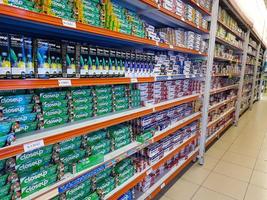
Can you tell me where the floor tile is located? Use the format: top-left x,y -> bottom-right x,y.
202,155 -> 220,170
206,147 -> 226,159
222,151 -> 256,169
181,164 -> 211,185
228,146 -> 259,158
192,187 -> 235,200
164,179 -> 199,200
214,161 -> 252,182
244,184 -> 267,200
250,171 -> 267,189
203,172 -> 248,200
255,159 -> 267,173
159,195 -> 172,200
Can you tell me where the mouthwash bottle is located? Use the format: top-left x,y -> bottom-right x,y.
0,33 -> 11,79
36,39 -> 50,79
10,34 -> 26,79
49,41 -> 62,77
80,45 -> 89,77
89,47 -> 97,77
109,49 -> 117,77
65,43 -> 76,78
24,37 -> 34,78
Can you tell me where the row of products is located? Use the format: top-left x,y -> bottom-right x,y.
0,122 -> 144,199
210,77 -> 239,90
0,33 -> 208,79
153,54 -> 206,76
245,65 -> 254,75
207,111 -> 234,140
131,103 -> 197,134
208,102 -> 235,123
135,136 -> 198,193
147,27 -> 208,52
248,46 -> 257,57
0,106 -> 200,199
0,33 -> 159,79
218,6 -> 245,38
249,38 -> 257,49
209,90 -> 237,107
156,0 -> 210,29
0,85 -> 141,147
216,25 -> 243,49
213,62 -> 241,75
136,80 -> 202,106
246,55 -> 257,65
214,43 -> 241,62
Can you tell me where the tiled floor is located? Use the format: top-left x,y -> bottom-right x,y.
159,97 -> 267,200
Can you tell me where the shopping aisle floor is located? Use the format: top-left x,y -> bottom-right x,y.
158,97 -> 267,200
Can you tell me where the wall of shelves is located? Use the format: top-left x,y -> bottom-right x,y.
0,0 -> 265,200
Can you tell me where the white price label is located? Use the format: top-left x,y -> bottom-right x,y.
181,17 -> 185,21
24,140 -> 44,152
197,3 -> 200,6
156,41 -> 159,46
169,45 -> 174,49
146,168 -> 152,175
185,74 -> 190,78
157,4 -> 161,9
58,79 -> 72,87
62,19 -> 76,28
131,78 -> 138,83
161,183 -> 166,189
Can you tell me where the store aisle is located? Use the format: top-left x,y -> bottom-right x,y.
159,98 -> 267,200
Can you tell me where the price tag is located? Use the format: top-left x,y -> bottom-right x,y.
156,41 -> 159,46
62,19 -> 76,28
181,17 -> 185,21
185,74 -> 190,78
157,4 -> 161,9
197,3 -> 200,6
24,140 -> 44,152
58,79 -> 72,87
131,78 -> 138,83
169,45 -> 174,49
161,183 -> 166,189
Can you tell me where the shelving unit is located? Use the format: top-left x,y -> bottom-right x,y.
0,0 -> 266,200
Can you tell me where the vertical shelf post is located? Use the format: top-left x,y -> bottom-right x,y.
259,49 -> 267,99
198,0 -> 219,165
235,30 -> 250,125
250,44 -> 261,108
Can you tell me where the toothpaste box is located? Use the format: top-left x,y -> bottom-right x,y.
36,39 -> 50,78
63,42 -> 77,78
80,45 -> 89,77
49,41 -> 62,77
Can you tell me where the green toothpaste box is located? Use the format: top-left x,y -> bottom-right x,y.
16,145 -> 53,165
113,137 -> 131,150
84,192 -> 99,200
69,88 -> 91,99
2,104 -> 35,116
96,177 -> 115,195
0,94 -> 34,107
90,139 -> 111,155
72,110 -> 93,121
19,164 -> 58,188
43,107 -> 68,119
42,100 -> 68,111
15,121 -> 38,135
0,33 -> 11,78
66,179 -> 91,199
21,173 -> 57,198
43,114 -> 69,128
16,155 -> 51,174
39,91 -> 67,102
85,130 -> 107,146
0,183 -> 10,198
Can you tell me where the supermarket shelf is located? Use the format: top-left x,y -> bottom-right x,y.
216,36 -> 243,51
212,72 -> 241,77
135,148 -> 199,200
210,84 -> 239,94
106,135 -> 199,200
249,43 -> 257,50
214,56 -> 241,63
189,0 -> 211,15
27,112 -> 200,200
0,77 -> 154,90
0,4 -> 207,56
209,96 -> 237,112
247,52 -> 256,57
217,20 -> 244,41
207,107 -> 235,128
0,94 -> 200,160
205,119 -> 234,147
134,0 -> 210,34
